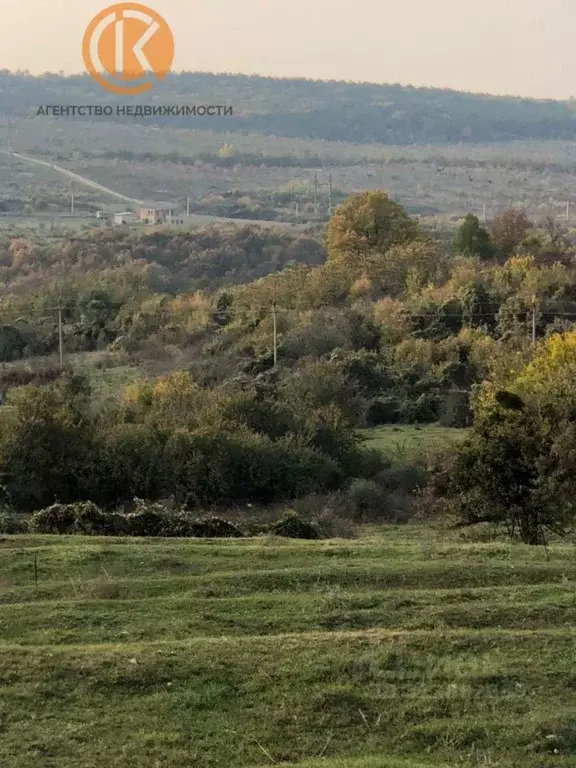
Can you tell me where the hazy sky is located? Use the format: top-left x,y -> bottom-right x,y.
3,0 -> 576,98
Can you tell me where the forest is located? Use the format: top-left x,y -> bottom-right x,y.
0,192 -> 575,545
4,70 -> 576,144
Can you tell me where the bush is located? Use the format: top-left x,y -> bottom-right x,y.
0,507 -> 28,534
400,393 -> 441,423
243,521 -> 273,536
0,325 -> 26,362
344,479 -> 390,522
72,502 -> 125,535
29,503 -> 77,534
314,514 -> 359,539
117,502 -> 244,538
123,500 -> 173,537
366,397 -> 401,426
376,463 -> 429,494
439,391 -> 472,428
188,517 -> 244,538
29,502 -> 125,535
272,513 -> 319,539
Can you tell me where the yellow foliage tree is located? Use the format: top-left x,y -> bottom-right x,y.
515,331 -> 576,407
473,331 -> 576,418
326,191 -> 419,262
169,291 -> 213,332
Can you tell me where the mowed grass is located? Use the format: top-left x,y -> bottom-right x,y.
361,425 -> 469,460
1,529 -> 576,767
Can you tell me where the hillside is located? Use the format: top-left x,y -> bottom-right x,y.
2,527 -> 575,767
3,71 -> 576,145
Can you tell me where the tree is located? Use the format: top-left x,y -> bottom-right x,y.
453,214 -> 494,259
326,191 -> 419,261
542,216 -> 568,252
514,330 -> 576,416
449,395 -> 576,544
451,330 -> 576,543
0,375 -> 96,511
490,209 -> 532,255
0,325 -> 26,362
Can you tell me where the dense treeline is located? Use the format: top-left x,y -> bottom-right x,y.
0,370 -> 381,512
0,226 -> 325,290
3,71 -> 576,144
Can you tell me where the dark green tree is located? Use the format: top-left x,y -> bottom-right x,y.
0,375 -> 96,511
0,325 -> 26,362
449,396 -> 576,544
453,214 -> 494,258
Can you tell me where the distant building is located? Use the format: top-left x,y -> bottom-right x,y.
113,211 -> 136,226
139,207 -> 184,226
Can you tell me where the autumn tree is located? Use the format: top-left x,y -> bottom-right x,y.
453,214 -> 494,259
326,191 -> 420,262
450,331 -> 576,543
490,209 -> 532,256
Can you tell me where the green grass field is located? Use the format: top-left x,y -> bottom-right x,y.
361,425 -> 469,460
1,527 -> 576,767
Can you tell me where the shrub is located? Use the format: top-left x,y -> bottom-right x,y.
376,463 -> 429,494
344,479 -> 390,522
400,393 -> 441,423
272,513 -> 319,539
29,502 -> 128,536
0,507 -> 28,534
123,500 -> 173,537
72,502 -> 125,535
314,513 -> 359,539
242,520 -> 271,536
118,502 -> 244,539
439,390 -> 472,428
366,397 -> 401,426
188,517 -> 244,538
0,377 -> 96,512
0,325 -> 26,362
29,503 -> 77,534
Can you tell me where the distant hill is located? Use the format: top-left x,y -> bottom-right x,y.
2,71 -> 576,145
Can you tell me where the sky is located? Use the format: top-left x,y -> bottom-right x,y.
2,0 -> 576,99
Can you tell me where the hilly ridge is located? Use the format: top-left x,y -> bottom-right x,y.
2,71 -> 576,145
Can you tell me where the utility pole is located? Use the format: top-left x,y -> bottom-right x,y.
7,119 -> 13,170
482,202 -> 487,224
531,295 -> 537,346
272,301 -> 278,367
57,305 -> 64,367
70,187 -> 75,215
566,200 -> 570,221
186,197 -> 190,217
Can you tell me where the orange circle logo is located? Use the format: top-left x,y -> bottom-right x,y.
82,3 -> 174,95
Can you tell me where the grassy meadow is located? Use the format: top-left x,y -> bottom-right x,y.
361,425 -> 469,461
1,527 -> 576,767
